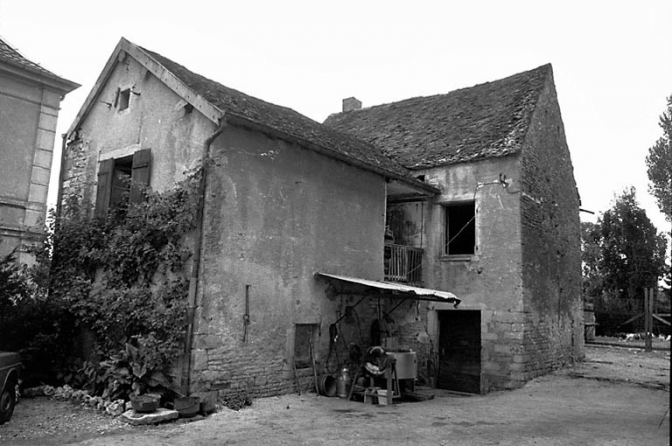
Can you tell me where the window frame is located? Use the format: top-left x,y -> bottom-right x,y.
95,149 -> 151,219
118,88 -> 131,111
442,200 -> 477,258
114,86 -> 133,113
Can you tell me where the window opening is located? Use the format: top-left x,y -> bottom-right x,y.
95,149 -> 152,220
110,155 -> 133,214
294,324 -> 317,369
445,201 -> 476,255
118,88 -> 131,111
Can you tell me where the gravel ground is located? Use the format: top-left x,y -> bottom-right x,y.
0,343 -> 669,446
0,398 -> 134,445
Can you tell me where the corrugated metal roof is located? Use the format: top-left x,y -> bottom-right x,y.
315,272 -> 460,307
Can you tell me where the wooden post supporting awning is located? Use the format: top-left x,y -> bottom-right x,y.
315,272 -> 461,308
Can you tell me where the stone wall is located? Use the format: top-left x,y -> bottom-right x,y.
387,78 -> 582,392
518,72 -> 584,381
398,155 -> 524,392
61,139 -> 91,208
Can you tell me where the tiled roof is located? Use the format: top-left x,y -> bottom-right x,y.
324,65 -> 552,169
141,47 -> 416,181
0,36 -> 67,81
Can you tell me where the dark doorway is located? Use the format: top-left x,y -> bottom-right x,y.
437,310 -> 481,393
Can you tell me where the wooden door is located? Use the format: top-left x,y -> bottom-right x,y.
438,310 -> 481,393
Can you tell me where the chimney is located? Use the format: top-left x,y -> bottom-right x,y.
342,97 -> 362,112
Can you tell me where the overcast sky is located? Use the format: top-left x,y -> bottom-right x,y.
1,0 -> 670,236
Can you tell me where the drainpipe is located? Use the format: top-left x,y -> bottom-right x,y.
55,133 -> 68,222
181,118 -> 228,396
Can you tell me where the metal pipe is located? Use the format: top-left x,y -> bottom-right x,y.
243,285 -> 251,342
333,295 -> 367,325
55,133 -> 68,221
181,118 -> 228,396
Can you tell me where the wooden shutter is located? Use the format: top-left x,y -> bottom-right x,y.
95,159 -> 114,219
130,149 -> 151,204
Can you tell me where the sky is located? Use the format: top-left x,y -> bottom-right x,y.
1,0 -> 670,237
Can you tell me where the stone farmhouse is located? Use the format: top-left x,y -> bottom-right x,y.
0,36 -> 78,263
325,65 -> 584,392
61,37 -> 582,398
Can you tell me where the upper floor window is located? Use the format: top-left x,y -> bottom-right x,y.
115,87 -> 131,112
444,201 -> 476,256
95,149 -> 151,219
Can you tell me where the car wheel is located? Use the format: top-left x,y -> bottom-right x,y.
0,382 -> 16,425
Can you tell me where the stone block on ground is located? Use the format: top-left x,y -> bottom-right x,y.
121,408 -> 179,425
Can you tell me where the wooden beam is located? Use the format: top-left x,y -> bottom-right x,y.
645,289 -> 653,352
653,314 -> 671,326
616,313 -> 644,328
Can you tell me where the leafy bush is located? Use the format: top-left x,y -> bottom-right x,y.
0,248 -> 32,305
2,170 -> 201,397
220,390 -> 252,411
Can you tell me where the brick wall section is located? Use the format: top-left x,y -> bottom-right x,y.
518,71 -> 583,383
191,293 -> 382,398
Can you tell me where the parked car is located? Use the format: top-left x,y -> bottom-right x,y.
0,351 -> 21,424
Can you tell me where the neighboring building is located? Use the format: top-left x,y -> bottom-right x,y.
325,64 -> 584,392
0,36 -> 79,263
61,38 -> 460,398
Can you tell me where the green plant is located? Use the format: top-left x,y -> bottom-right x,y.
80,343 -> 174,400
0,248 -> 32,308
220,390 -> 252,411
20,169 -> 203,398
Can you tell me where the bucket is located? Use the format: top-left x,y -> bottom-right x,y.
130,394 -> 160,413
174,396 -> 200,418
318,375 -> 337,397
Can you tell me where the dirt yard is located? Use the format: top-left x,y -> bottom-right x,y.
1,344 -> 669,446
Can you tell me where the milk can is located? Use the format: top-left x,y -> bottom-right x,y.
336,367 -> 351,398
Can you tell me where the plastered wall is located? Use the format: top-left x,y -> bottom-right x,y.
191,125 -> 387,396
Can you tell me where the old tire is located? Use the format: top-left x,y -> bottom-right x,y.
0,382 -> 16,425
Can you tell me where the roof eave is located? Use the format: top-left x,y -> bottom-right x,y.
66,38 -> 438,195
224,113 -> 440,195
0,60 -> 79,94
409,148 -> 522,170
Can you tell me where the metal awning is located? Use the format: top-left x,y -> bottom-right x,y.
315,272 -> 460,307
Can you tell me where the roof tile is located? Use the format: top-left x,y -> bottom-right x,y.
141,47 -> 415,180
324,65 -> 552,169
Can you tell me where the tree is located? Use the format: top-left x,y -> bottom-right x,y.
580,221 -> 602,299
593,188 -> 668,301
646,95 -> 672,222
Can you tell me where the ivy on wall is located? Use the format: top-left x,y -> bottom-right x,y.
23,168 -> 203,398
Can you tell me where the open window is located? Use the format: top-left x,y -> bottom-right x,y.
115,87 -> 131,111
444,201 -> 476,256
95,149 -> 151,219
